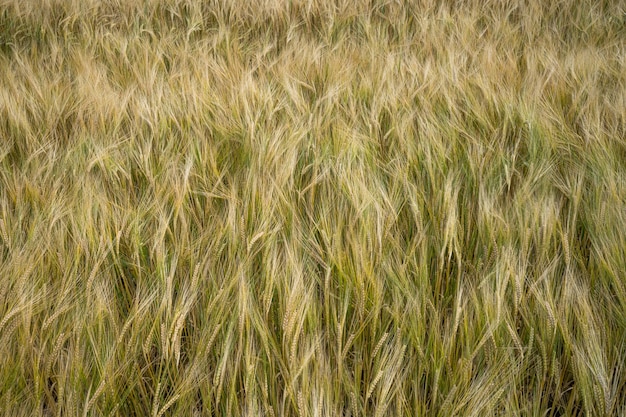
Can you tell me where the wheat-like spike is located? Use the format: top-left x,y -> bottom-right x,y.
0,2 -> 623,416
507,323 -> 523,359
238,296 -> 246,338
285,306 -> 298,341
19,260 -> 36,286
190,263 -> 201,289
156,393 -> 181,417
298,390 -> 306,417
538,338 -> 547,379
0,219 -> 9,247
106,401 -> 121,417
593,382 -> 605,415
452,291 -> 463,336
551,351 -> 561,382
161,322 -> 168,360
68,392 -> 76,417
86,254 -> 106,293
351,392 -> 359,417
290,334 -> 298,367
490,234 -> 499,264
546,304 -> 556,336
152,381 -> 162,417
359,286 -> 366,316
55,377 -> 65,417
366,370 -> 384,400
514,272 -> 522,314
213,365 -> 221,387
173,336 -> 182,368
240,214 -> 246,247
0,318 -> 19,346
143,325 -> 156,356
562,230 -> 570,267
484,387 -> 505,413
432,368 -> 440,405
0,308 -> 19,334
439,385 -> 458,414
372,332 -> 388,359
116,315 -> 134,346
86,379 -> 107,413
172,313 -> 186,366
207,324 -> 221,353
283,307 -> 292,333
46,332 -> 66,377
341,333 -> 356,358
397,343 -> 407,364
42,305 -> 71,331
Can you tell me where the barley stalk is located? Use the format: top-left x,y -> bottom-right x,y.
1,2 -> 623,416
371,332 -> 388,360
152,382 -> 162,417
366,371 -> 383,400
86,379 -> 107,413
156,393 -> 181,417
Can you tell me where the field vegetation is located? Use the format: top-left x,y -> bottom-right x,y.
0,0 -> 625,415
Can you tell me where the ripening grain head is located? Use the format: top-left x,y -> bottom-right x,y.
0,0 -> 625,416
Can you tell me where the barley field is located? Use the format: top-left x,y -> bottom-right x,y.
0,0 -> 625,416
